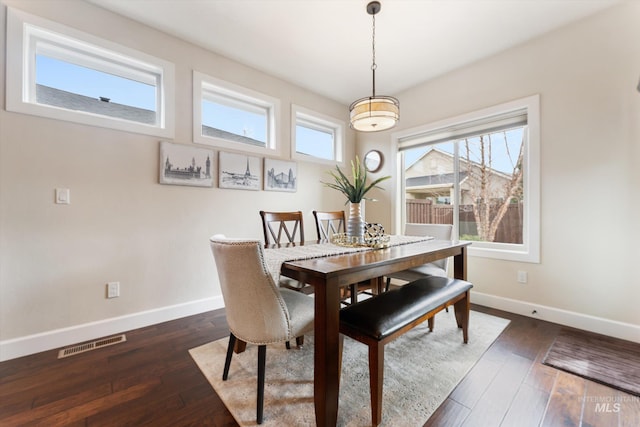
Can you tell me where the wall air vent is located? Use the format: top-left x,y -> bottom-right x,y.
57,334 -> 126,359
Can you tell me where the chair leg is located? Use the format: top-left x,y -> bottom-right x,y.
453,292 -> 470,343
296,336 -> 304,347
368,343 -> 385,426
350,284 -> 357,305
257,345 -> 266,424
454,303 -> 463,328
428,316 -> 435,332
223,333 -> 236,381
384,277 -> 391,292
234,339 -> 247,353
285,341 -> 291,349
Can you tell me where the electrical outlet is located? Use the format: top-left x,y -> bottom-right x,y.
107,282 -> 120,298
517,270 -> 528,284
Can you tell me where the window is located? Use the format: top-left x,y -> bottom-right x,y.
193,71 -> 279,155
292,105 -> 344,164
6,8 -> 175,137
394,95 -> 540,263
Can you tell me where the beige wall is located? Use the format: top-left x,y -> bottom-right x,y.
0,0 -> 353,352
362,2 -> 640,330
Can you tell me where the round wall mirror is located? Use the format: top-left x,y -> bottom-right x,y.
364,150 -> 384,173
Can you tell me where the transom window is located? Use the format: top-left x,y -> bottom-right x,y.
6,7 -> 175,137
394,95 -> 540,263
292,105 -> 344,164
193,71 -> 278,154
35,55 -> 156,115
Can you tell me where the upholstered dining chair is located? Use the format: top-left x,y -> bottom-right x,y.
259,210 -> 311,293
312,210 -> 375,305
385,223 -> 454,291
209,235 -> 314,425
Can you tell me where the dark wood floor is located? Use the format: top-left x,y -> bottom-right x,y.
1,304 -> 638,426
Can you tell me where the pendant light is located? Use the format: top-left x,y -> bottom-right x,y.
349,1 -> 399,132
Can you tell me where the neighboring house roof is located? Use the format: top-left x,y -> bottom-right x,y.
36,84 -> 156,124
406,147 -> 513,184
406,171 -> 468,188
36,84 -> 266,147
201,125 -> 264,147
405,147 -> 450,171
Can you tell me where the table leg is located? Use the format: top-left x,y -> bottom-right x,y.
314,279 -> 341,426
374,276 -> 384,294
453,245 -> 467,280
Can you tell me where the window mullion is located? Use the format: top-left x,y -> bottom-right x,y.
453,141 -> 461,240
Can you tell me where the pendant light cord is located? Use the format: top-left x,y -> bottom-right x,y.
371,11 -> 377,97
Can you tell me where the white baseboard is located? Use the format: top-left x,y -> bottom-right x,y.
4,292 -> 638,361
471,292 -> 640,343
0,296 -> 225,362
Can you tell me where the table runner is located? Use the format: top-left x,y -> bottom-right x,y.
263,235 -> 434,283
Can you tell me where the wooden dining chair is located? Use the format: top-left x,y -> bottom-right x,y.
312,210 -> 345,241
259,210 -> 304,245
259,210 -> 311,293
312,210 -> 376,305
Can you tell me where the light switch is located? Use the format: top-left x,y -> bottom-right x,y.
517,270 -> 528,284
55,188 -> 70,204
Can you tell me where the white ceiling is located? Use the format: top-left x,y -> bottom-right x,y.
87,0 -> 619,105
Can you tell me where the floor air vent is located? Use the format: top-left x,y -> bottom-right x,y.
57,334 -> 126,359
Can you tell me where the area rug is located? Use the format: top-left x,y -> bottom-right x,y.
189,310 -> 510,426
543,329 -> 640,397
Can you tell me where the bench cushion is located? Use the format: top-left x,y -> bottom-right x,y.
340,276 -> 473,340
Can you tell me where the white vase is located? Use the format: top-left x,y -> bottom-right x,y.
347,202 -> 365,244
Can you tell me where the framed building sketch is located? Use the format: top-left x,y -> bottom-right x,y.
218,151 -> 262,190
159,141 -> 214,187
264,158 -> 297,192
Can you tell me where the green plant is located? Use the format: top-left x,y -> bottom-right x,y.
322,156 -> 391,203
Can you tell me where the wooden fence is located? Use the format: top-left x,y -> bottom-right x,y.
406,199 -> 523,244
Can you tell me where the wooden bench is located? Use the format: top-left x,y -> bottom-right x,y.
339,276 -> 473,426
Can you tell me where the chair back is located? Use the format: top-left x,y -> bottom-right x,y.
312,210 -> 345,241
210,235 -> 292,344
259,211 -> 304,245
404,223 -> 454,270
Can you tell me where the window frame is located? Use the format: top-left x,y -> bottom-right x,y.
291,104 -> 344,165
392,95 -> 540,263
193,71 -> 279,155
6,7 -> 175,138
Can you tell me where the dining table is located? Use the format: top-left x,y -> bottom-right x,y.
274,237 -> 472,426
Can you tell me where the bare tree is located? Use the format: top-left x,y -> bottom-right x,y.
462,131 -> 524,242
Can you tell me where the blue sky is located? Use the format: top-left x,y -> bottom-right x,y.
36,56 -> 156,109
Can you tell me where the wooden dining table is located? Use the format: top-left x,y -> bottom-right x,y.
278,238 -> 471,426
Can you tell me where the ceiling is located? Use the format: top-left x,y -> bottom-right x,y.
87,0 -> 619,105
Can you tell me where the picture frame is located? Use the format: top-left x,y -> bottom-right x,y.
218,151 -> 262,191
159,141 -> 215,187
264,158 -> 297,192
